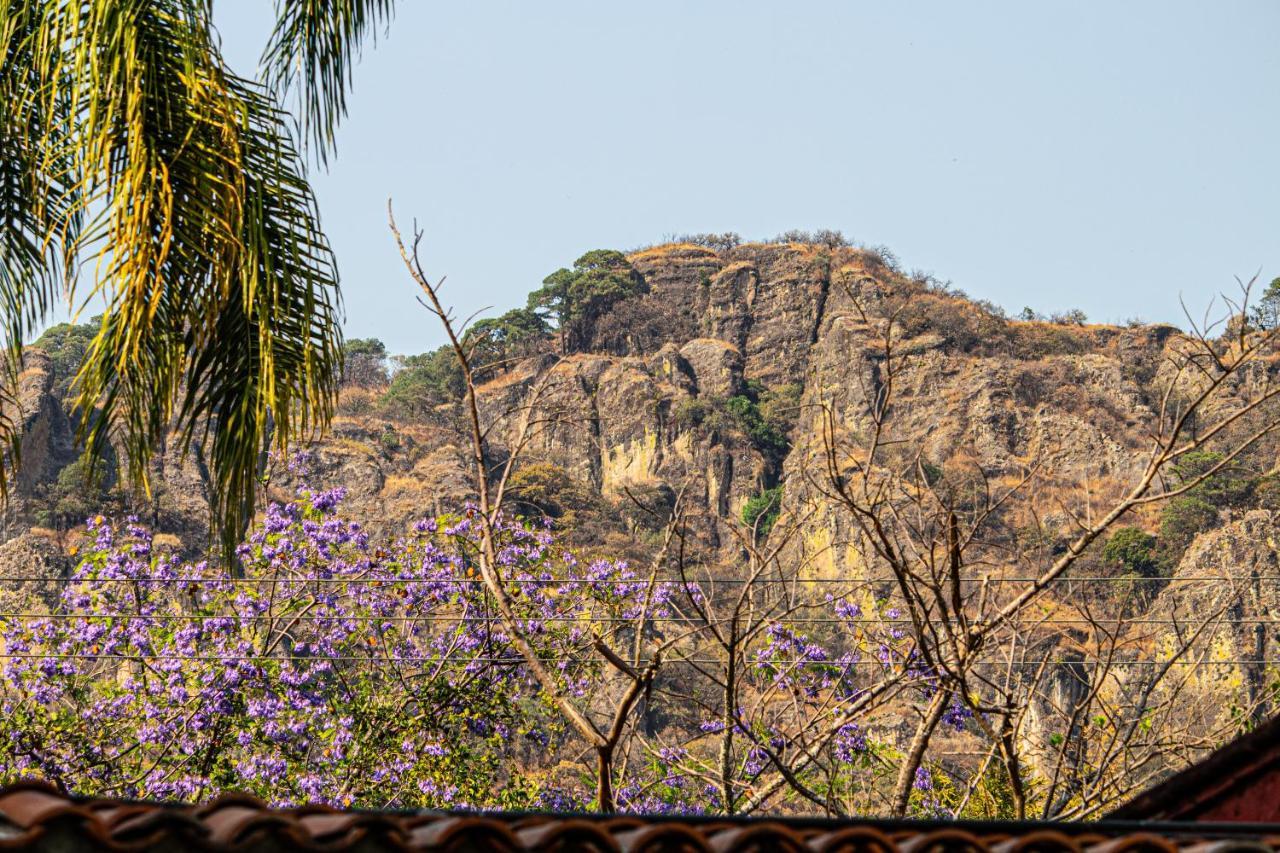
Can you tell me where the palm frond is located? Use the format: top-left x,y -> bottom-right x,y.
176,77 -> 341,558
261,0 -> 396,163
53,0 -> 340,558
0,0 -> 82,497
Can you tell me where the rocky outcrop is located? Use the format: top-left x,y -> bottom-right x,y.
0,530 -> 66,610
1152,511 -> 1280,722
10,351 -> 77,497
0,241 -> 1244,577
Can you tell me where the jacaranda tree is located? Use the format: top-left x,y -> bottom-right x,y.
0,0 -> 396,553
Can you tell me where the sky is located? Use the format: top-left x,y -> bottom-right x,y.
210,1 -> 1278,356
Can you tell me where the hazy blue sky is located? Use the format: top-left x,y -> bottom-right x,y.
213,1 -> 1278,356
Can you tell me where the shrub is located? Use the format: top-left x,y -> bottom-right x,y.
757,383 -> 803,441
1168,450 -> 1256,508
771,229 -> 850,249
1102,526 -> 1160,578
378,426 -> 401,454
1009,322 -> 1091,358
1049,309 -> 1088,326
506,463 -> 580,520
672,232 -> 742,253
1156,496 -> 1219,570
724,395 -> 788,461
34,458 -> 116,531
1255,473 -> 1280,510
741,487 -> 783,538
894,293 -> 1009,354
675,384 -> 798,466
919,461 -> 944,486
1149,447 -> 1261,574
673,398 -> 709,430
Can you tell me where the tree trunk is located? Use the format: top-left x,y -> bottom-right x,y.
891,688 -> 948,817
998,719 -> 1027,820
597,744 -> 615,813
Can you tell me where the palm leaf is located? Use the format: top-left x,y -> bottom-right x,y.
261,0 -> 396,162
0,0 -> 82,497
16,0 -> 343,559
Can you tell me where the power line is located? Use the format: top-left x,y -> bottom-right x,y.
0,575 -> 1272,584
0,653 -> 1273,667
0,612 -> 1272,626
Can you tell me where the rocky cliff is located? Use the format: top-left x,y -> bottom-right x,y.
2,240 -> 1272,589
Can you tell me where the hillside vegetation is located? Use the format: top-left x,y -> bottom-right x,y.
4,235 -> 1280,817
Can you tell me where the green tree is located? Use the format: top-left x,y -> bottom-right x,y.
468,307 -> 548,372
380,347 -> 465,419
1156,496 -> 1219,570
32,321 -> 99,397
341,338 -> 389,388
1102,526 -> 1159,578
0,1 -> 394,554
35,458 -> 114,531
1250,277 -> 1280,331
1147,450 -> 1257,571
1168,450 -> 1256,508
528,250 -> 644,353
724,383 -> 793,462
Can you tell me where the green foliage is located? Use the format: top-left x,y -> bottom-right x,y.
1156,496 -> 1220,569
1102,526 -> 1159,578
341,338 -> 388,387
725,383 -> 793,462
34,458 -> 114,531
957,759 -> 1019,820
1169,450 -> 1256,508
0,0 -> 399,556
344,338 -> 386,359
1148,450 -> 1260,571
506,463 -> 582,521
262,0 -> 397,162
742,487 -> 783,538
1250,277 -> 1280,331
379,347 -> 464,419
673,383 -> 798,465
528,250 -> 645,352
756,382 -> 803,440
32,321 -> 98,397
673,398 -> 711,431
467,307 -> 548,371
378,426 -> 401,454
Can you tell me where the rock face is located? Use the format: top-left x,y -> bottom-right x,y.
0,531 -> 66,610
0,240 -> 1259,576
10,350 -> 77,497
1152,511 -> 1280,721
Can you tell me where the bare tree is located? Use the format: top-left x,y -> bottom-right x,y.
390,206 -> 679,811
801,273 -> 1280,816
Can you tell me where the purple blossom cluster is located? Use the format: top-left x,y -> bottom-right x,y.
0,488 -> 658,809
0,470 -> 963,817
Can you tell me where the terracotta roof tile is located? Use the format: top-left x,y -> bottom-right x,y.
0,781 -> 1278,852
